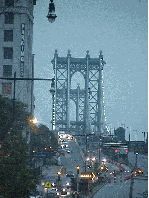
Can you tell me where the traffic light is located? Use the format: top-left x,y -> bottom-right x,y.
115,149 -> 118,153
77,165 -> 80,174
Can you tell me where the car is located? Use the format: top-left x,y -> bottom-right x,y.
60,187 -> 67,196
64,147 -> 71,153
48,188 -> 58,193
135,168 -> 144,175
66,171 -> 74,177
61,142 -> 68,148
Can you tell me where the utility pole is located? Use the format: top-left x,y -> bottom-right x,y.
129,173 -> 134,198
0,73 -> 53,155
0,73 -> 53,122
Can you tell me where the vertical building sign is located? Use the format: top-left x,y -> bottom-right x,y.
20,23 -> 25,77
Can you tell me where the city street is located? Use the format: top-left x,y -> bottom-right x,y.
93,175 -> 131,198
36,138 -> 148,198
93,152 -> 148,198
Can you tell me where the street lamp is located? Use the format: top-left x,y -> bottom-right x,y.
142,132 -> 148,142
47,0 -> 57,23
57,171 -> 61,182
99,148 -> 102,165
76,165 -> 80,195
135,152 -> 138,169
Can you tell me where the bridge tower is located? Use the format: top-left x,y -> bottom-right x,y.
50,50 -> 106,136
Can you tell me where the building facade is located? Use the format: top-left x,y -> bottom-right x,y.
114,127 -> 125,142
0,0 -> 36,113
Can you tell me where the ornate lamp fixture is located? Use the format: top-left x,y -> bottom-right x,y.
47,0 -> 57,23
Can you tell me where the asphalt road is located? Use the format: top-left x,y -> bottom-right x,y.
37,139 -> 148,198
93,152 -> 148,198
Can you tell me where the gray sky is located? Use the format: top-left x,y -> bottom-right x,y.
33,0 -> 148,141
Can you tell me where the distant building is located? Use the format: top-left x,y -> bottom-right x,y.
0,0 -> 37,113
114,127 -> 125,142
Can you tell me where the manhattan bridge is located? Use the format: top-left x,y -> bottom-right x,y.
50,49 -> 107,137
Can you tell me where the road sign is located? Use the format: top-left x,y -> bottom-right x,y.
45,182 -> 51,188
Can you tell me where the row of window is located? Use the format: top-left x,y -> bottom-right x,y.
2,10 -> 14,94
3,2 -> 17,95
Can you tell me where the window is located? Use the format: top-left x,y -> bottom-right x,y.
33,0 -> 36,5
5,12 -> 14,24
4,30 -> 13,42
3,65 -> 12,77
4,47 -> 13,59
2,83 -> 12,94
5,0 -> 14,7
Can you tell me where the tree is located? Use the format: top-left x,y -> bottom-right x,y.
0,94 -> 32,141
30,124 -> 58,153
0,132 -> 39,198
0,94 -> 39,197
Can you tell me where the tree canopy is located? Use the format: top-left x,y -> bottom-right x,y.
0,133 -> 39,198
30,124 -> 58,153
0,94 -> 31,141
0,94 -> 58,197
0,95 -> 38,197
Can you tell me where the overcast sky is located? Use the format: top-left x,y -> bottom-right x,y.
33,0 -> 148,141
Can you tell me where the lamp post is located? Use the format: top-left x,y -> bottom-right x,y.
47,0 -> 57,23
99,148 -> 102,165
135,152 -> 138,169
57,171 -> 61,189
126,126 -> 131,151
0,74 -> 54,144
77,165 -> 80,195
142,132 -> 148,142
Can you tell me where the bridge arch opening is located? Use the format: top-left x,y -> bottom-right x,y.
70,71 -> 85,89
